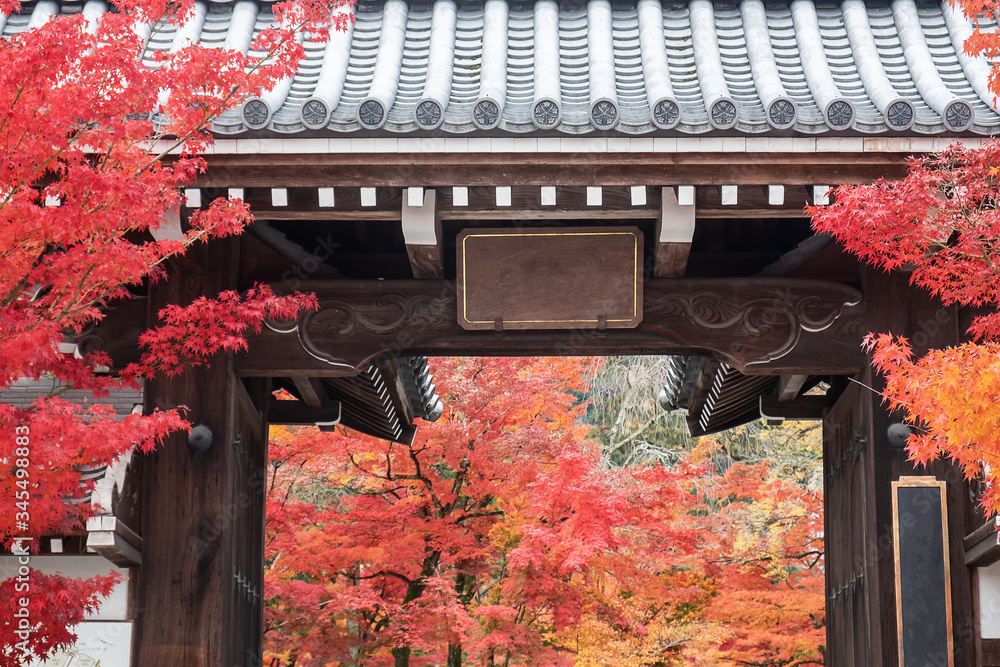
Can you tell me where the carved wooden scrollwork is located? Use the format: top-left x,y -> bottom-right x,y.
297,284 -> 456,369
644,284 -> 862,368
243,279 -> 866,378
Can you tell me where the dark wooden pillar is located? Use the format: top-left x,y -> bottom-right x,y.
824,267 -> 975,667
132,238 -> 269,667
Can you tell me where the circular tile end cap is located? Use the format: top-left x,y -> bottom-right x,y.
651,97 -> 681,130
414,98 -> 445,130
824,97 -> 856,131
943,98 -> 974,132
767,96 -> 798,130
242,98 -> 272,130
472,97 -> 503,130
590,98 -> 620,130
300,97 -> 331,130
885,98 -> 916,132
532,97 -> 562,129
708,97 -> 739,130
357,97 -> 387,130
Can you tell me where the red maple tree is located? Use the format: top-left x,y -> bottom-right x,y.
262,359 -> 825,667
0,0 -> 346,662
263,357 -> 627,666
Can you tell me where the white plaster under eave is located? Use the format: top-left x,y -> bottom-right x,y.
180,136 -> 989,156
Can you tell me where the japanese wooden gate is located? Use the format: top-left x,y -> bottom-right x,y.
13,0 -> 1000,663
79,146 -> 982,667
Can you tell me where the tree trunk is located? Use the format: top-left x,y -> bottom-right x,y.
392,646 -> 410,667
448,643 -> 462,667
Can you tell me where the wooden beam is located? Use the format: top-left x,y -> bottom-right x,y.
237,278 -> 866,378
654,186 -> 695,277
291,376 -> 326,407
216,184 -> 811,222
268,397 -> 341,426
777,374 -> 809,402
250,210 -> 400,221
441,209 -> 656,221
401,188 -> 443,279
242,207 -> 807,222
759,234 -> 835,278
247,222 -> 339,279
194,152 -> 909,188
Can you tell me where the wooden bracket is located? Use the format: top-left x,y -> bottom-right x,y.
653,187 -> 695,278
777,374 -> 809,402
402,188 -> 444,279
759,394 -> 830,421
291,377 -> 326,408
964,517 -> 1000,566
152,206 -> 210,274
86,515 -> 143,567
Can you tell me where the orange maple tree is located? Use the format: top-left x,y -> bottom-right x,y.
262,359 -> 825,667
809,0 -> 1000,518
568,441 -> 824,667
811,141 -> 1000,515
0,0 -> 347,662
681,444 -> 824,667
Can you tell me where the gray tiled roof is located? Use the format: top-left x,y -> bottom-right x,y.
0,378 -> 143,417
7,0 -> 1000,136
0,380 -> 143,509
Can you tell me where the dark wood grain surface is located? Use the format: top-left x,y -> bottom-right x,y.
192,152 -> 909,188
235,277 -> 866,377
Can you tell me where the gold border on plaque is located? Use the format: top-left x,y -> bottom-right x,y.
458,230 -> 641,326
892,476 -> 954,667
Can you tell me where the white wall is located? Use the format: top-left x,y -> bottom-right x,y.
0,555 -> 132,666
980,560 -> 1000,638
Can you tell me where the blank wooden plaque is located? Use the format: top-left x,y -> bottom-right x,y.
456,227 -> 643,330
893,476 -> 954,667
